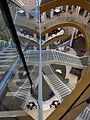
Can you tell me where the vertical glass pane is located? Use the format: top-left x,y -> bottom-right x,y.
6,0 -> 40,120
0,1 -> 39,119
0,6 -> 22,119
1,1 -> 89,120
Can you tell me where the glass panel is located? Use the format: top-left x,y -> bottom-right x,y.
5,0 -> 40,120
0,9 -> 10,52
0,7 -> 21,118
7,0 -> 17,21
0,1 -> 89,120
0,1 -> 39,119
15,5 -> 38,31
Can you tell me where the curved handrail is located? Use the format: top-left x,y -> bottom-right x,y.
40,0 -> 90,14
15,13 -> 90,52
15,21 -> 89,52
15,25 -> 69,49
17,31 -> 39,45
16,24 -> 39,35
42,35 -> 68,49
41,22 -> 89,52
46,65 -> 90,120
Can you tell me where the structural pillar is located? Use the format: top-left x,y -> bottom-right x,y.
76,6 -> 81,15
46,46 -> 49,50
83,9 -> 87,18
34,46 -> 37,51
45,33 -> 48,40
76,6 -> 81,20
71,5 -> 74,12
50,9 -> 54,19
41,12 -> 46,25
85,13 -> 90,24
78,6 -> 81,14
70,27 -> 76,47
75,29 -> 78,35
66,5 -> 69,13
26,12 -> 29,19
60,6 -> 63,11
34,34 -> 37,40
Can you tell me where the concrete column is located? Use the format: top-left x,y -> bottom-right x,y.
76,6 -> 81,20
83,10 -> 87,17
50,9 -> 54,19
75,29 -> 78,35
66,5 -> 69,12
34,34 -> 37,40
77,6 -> 81,14
76,6 -> 81,15
26,12 -> 29,19
41,12 -> 46,25
85,13 -> 90,23
71,5 -> 74,11
45,33 -> 48,40
34,46 -> 37,51
76,6 -> 78,13
70,27 -> 76,47
41,13 -> 44,22
46,46 -> 49,50
60,6 -> 63,11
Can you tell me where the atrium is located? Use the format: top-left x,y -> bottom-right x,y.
0,0 -> 90,120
